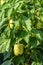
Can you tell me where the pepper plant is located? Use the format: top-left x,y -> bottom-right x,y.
0,0 -> 43,65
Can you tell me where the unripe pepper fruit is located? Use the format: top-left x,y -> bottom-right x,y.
14,44 -> 24,56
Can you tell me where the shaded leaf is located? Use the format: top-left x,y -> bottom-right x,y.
1,60 -> 11,65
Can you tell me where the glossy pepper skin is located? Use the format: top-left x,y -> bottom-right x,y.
14,44 -> 24,56
9,19 -> 14,29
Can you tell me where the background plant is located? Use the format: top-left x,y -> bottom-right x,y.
0,0 -> 43,65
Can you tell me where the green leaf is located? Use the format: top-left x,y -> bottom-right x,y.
1,60 -> 11,65
2,3 -> 11,10
0,18 -> 7,28
16,30 -> 28,38
15,20 -> 20,28
14,1 -> 23,10
0,38 -> 11,53
32,29 -> 43,41
15,30 -> 29,43
3,51 -> 11,60
25,19 -> 31,31
30,37 -> 40,48
7,8 -> 13,19
31,61 -> 42,65
23,33 -> 30,43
